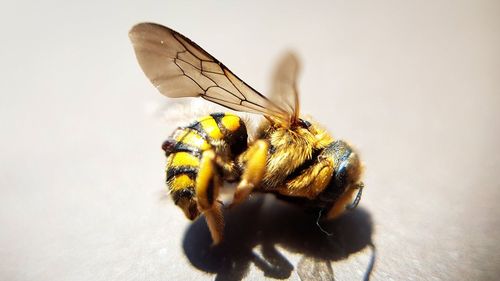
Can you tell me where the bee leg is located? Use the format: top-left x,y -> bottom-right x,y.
196,150 -> 224,245
326,183 -> 362,220
230,140 -> 269,207
279,158 -> 335,198
214,156 -> 240,182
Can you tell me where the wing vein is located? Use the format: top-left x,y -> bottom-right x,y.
173,59 -> 204,92
129,23 -> 294,125
173,37 -> 243,101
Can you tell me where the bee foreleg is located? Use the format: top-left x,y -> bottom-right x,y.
281,159 -> 334,198
230,140 -> 269,207
196,150 -> 224,245
326,184 -> 360,220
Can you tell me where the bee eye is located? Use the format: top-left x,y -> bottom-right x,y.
335,162 -> 348,188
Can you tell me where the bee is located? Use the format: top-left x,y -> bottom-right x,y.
129,23 -> 364,245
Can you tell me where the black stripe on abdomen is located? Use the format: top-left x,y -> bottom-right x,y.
166,166 -> 198,181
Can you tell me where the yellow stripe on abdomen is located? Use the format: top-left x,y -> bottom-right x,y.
199,116 -> 224,140
220,114 -> 241,132
174,130 -> 211,150
171,152 -> 200,167
170,174 -> 195,192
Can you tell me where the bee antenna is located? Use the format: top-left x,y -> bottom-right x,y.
347,183 -> 364,210
316,209 -> 333,236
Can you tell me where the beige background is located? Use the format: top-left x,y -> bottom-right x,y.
1,0 -> 499,280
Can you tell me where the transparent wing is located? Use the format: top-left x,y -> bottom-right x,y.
129,23 -> 289,123
269,52 -> 301,124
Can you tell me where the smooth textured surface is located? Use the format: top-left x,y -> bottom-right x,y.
1,1 -> 499,280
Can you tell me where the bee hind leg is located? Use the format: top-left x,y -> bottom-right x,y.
229,140 -> 269,208
196,150 -> 224,245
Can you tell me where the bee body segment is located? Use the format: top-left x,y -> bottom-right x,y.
165,113 -> 248,220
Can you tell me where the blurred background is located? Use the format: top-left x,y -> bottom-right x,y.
1,0 -> 499,280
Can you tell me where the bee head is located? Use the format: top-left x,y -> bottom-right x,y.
172,189 -> 200,220
322,140 -> 364,205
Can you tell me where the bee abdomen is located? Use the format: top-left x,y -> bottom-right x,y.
169,113 -> 247,151
165,113 -> 248,195
166,153 -> 199,194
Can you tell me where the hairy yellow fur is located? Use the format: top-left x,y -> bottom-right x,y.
254,121 -> 334,196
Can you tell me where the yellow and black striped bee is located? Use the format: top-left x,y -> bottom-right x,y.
129,23 -> 364,245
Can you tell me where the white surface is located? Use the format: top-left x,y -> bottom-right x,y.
1,0 -> 499,280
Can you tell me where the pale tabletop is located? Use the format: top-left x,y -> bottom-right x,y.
1,1 -> 499,280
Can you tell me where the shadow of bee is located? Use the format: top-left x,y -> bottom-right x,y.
182,195 -> 375,280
